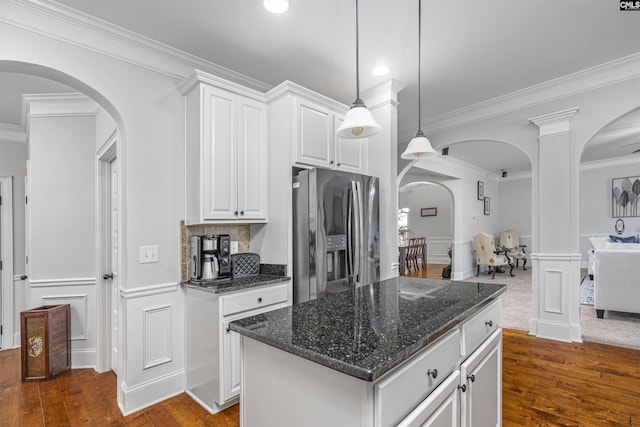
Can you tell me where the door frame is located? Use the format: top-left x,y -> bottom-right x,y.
96,132 -> 119,372
0,176 -> 15,349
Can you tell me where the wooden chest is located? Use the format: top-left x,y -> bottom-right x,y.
21,304 -> 71,381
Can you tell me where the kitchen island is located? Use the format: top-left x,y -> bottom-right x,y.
230,277 -> 506,427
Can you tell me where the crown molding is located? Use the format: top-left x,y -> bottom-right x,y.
178,70 -> 266,102
579,154 -> 640,171
23,92 -> 100,118
0,123 -> 27,144
419,53 -> 640,137
2,0 -> 272,92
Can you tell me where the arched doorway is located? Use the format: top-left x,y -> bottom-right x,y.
0,61 -> 125,375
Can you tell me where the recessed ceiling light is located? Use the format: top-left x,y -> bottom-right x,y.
264,0 -> 290,14
372,66 -> 389,77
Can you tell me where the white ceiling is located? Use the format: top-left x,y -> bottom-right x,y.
2,0 -> 639,174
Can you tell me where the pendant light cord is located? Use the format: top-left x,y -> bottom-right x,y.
355,0 -> 361,102
416,0 -> 423,136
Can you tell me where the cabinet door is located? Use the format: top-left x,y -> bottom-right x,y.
397,371 -> 460,427
335,115 -> 368,174
460,330 -> 502,427
202,86 -> 238,221
237,97 -> 268,220
221,320 -> 242,403
295,98 -> 334,168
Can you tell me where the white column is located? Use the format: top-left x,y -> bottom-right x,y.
529,107 -> 582,343
362,80 -> 405,280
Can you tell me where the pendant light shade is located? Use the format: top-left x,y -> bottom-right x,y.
336,0 -> 381,139
401,0 -> 437,160
337,99 -> 381,138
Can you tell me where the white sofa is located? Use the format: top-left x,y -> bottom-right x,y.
593,242 -> 640,318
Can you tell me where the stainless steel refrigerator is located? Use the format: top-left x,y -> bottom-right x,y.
293,168 -> 380,304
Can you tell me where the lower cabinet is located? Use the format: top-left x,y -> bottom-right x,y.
460,330 -> 502,427
398,371 -> 461,427
185,281 -> 289,414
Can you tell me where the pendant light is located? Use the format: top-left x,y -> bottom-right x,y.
336,0 -> 381,139
401,0 -> 437,160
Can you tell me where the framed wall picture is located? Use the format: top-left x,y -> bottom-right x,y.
421,207 -> 437,217
612,176 -> 640,217
484,197 -> 490,215
477,181 -> 484,200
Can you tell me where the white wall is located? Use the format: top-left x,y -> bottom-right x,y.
398,184 -> 452,263
2,1 -> 190,414
0,140 -> 27,273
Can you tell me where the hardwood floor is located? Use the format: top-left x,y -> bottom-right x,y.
400,262 -> 448,280
2,328 -> 639,426
0,348 -> 239,426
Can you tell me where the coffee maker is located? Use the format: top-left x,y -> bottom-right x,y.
190,234 -> 231,283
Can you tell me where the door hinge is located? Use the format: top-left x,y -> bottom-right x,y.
0,325 -> 3,335
25,196 -> 28,204
0,260 -> 2,270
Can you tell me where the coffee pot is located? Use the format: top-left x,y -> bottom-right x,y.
201,254 -> 219,280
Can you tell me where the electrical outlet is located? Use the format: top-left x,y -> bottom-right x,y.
140,245 -> 159,263
231,241 -> 239,255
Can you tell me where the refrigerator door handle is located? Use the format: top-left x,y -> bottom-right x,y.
347,186 -> 354,280
353,180 -> 362,284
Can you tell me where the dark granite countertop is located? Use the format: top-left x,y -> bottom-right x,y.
230,277 -> 506,382
182,274 -> 290,294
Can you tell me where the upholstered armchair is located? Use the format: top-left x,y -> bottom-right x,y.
499,229 -> 527,270
473,232 -> 514,279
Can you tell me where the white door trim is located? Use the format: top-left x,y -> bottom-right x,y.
0,176 -> 15,349
96,133 -> 118,372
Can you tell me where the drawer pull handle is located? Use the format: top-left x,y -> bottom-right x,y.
485,320 -> 493,327
427,369 -> 438,379
458,384 -> 467,393
467,374 -> 476,382
226,325 -> 231,333
257,297 -> 263,303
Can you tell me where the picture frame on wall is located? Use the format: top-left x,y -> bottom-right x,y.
611,176 -> 640,218
484,197 -> 490,215
421,207 -> 437,217
478,181 -> 484,200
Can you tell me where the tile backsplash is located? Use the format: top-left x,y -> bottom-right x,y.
180,220 -> 251,282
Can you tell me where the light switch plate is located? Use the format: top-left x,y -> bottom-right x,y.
230,241 -> 239,255
140,245 -> 159,263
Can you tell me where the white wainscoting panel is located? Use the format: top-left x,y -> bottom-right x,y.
426,237 -> 451,264
543,270 -> 563,314
143,304 -> 173,370
40,294 -> 88,340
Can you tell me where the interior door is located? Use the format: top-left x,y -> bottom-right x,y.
109,157 -> 119,373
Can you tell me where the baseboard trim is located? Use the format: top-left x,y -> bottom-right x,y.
532,319 -> 582,343
72,348 -> 96,369
185,389 -> 238,415
119,369 -> 185,416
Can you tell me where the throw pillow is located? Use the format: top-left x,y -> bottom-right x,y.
589,237 -> 609,250
609,235 -> 638,243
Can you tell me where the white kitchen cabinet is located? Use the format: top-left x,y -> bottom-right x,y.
398,371 -> 460,427
180,70 -> 268,224
239,298 -> 503,427
459,329 -> 502,427
268,81 -> 368,174
185,281 -> 289,414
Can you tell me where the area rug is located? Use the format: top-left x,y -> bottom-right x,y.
579,277 -> 594,306
460,267 -> 640,350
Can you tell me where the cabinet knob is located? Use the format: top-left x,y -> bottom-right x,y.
485,320 -> 493,327
240,211 -> 244,215
234,211 -> 238,216
329,160 -> 334,165
257,297 -> 263,303
337,163 -> 341,167
226,325 -> 231,333
458,384 -> 467,393
103,273 -> 114,280
427,369 -> 438,379
467,374 -> 475,382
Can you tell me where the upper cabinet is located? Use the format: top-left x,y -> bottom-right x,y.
180,71 -> 268,224
268,82 -> 368,174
